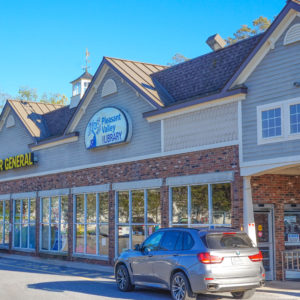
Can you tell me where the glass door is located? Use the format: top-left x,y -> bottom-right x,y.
254,210 -> 274,280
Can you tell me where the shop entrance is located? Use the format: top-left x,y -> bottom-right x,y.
254,206 -> 275,280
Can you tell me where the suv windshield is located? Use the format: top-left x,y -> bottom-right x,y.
205,233 -> 254,249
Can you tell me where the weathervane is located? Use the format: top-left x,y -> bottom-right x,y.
82,48 -> 90,72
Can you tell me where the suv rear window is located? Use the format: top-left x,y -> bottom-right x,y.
206,233 -> 254,249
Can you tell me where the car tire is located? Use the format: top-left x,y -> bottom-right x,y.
231,288 -> 256,299
170,271 -> 196,300
115,264 -> 135,292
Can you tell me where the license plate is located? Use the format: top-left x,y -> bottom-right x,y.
231,257 -> 244,265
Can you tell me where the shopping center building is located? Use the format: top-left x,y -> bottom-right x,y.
0,0 -> 300,281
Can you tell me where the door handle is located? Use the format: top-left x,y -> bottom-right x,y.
173,254 -> 178,257
148,254 -> 153,257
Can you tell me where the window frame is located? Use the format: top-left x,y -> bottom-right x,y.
0,199 -> 10,248
40,195 -> 68,253
257,97 -> 300,145
169,182 -> 232,228
115,188 -> 161,257
12,198 -> 36,251
73,192 -> 109,258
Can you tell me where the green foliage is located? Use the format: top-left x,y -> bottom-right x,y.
168,53 -> 190,66
226,16 -> 271,45
16,87 -> 68,105
0,91 -> 11,112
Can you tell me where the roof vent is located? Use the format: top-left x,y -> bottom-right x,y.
206,34 -> 226,51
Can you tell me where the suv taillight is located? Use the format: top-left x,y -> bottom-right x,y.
249,251 -> 263,262
197,252 -> 224,264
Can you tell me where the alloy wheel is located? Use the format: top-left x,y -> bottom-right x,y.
172,274 -> 186,300
116,267 -> 127,290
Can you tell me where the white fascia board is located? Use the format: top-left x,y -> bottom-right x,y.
66,65 -> 109,134
30,135 -> 79,151
232,10 -> 297,87
146,94 -> 246,123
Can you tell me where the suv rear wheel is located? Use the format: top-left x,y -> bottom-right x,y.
170,271 -> 196,300
231,288 -> 256,299
116,264 -> 135,292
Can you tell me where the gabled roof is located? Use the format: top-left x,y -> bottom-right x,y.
104,57 -> 167,107
70,71 -> 93,84
6,100 -> 65,140
151,34 -> 264,103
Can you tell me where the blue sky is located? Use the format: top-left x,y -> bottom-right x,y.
0,0 -> 285,102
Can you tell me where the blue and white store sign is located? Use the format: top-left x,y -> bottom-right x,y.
85,107 -> 131,149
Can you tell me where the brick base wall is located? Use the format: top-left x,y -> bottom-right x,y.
251,174 -> 300,280
0,145 -> 242,265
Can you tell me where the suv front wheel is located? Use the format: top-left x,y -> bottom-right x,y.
116,264 -> 135,292
170,271 -> 196,300
231,288 -> 256,299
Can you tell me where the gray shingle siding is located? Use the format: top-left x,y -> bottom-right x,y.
242,16 -> 300,163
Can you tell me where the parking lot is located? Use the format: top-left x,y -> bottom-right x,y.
0,254 -> 299,300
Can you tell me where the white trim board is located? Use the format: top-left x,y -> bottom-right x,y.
11,191 -> 37,199
0,194 -> 10,200
0,140 -> 238,183
71,184 -> 110,194
166,171 -> 235,186
112,178 -> 163,191
38,188 -> 70,197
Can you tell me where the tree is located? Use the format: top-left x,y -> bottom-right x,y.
0,91 -> 11,112
226,16 -> 271,45
168,53 -> 190,66
15,87 -> 68,105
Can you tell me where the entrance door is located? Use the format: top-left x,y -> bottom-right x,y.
254,210 -> 275,280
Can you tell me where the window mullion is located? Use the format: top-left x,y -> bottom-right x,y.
48,197 -> 51,251
208,184 -> 213,227
188,186 -> 191,226
96,193 -> 99,256
3,201 -> 5,244
169,187 -> 172,227
115,192 -> 118,258
129,191 -> 132,250
27,199 -> 30,249
84,194 -> 87,254
58,196 -> 61,252
73,195 -> 76,254
20,199 -> 23,248
144,189 -> 147,238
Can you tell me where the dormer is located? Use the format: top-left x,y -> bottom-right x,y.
70,71 -> 93,108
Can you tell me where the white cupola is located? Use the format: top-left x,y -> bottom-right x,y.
70,71 -> 93,108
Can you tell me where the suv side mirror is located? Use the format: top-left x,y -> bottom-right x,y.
134,244 -> 141,251
142,247 -> 150,255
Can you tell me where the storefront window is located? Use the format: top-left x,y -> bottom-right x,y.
40,196 -> 68,252
284,212 -> 300,248
116,188 -> 161,255
171,183 -> 231,227
74,192 -> 109,256
0,200 -> 10,247
13,198 -> 36,250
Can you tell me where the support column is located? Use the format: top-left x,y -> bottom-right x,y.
243,176 -> 257,245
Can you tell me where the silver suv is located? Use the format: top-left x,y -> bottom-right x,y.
115,227 -> 265,300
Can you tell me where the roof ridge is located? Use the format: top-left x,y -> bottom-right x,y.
104,56 -> 166,68
7,99 -> 65,107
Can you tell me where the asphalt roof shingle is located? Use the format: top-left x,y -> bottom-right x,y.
151,34 -> 264,103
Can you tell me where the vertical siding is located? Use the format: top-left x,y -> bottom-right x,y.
242,16 -> 300,163
164,102 -> 238,151
0,68 -> 161,181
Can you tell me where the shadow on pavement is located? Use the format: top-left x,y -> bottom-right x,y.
27,280 -> 234,299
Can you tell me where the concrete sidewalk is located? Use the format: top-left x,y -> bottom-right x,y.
0,252 -> 114,274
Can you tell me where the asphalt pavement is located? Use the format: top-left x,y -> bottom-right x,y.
0,253 -> 299,300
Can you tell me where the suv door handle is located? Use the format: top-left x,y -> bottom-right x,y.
173,254 -> 179,257
148,254 -> 153,257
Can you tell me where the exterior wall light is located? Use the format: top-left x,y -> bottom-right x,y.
293,81 -> 300,87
